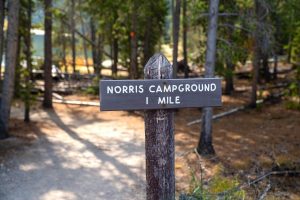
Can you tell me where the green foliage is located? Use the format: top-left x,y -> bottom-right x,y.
185,166 -> 246,200
84,77 -> 99,95
291,26 -> 300,63
285,66 -> 300,110
209,176 -> 245,199
18,66 -> 38,107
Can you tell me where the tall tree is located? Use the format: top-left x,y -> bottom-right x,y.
0,0 -> 20,138
142,1 -> 167,67
60,20 -> 67,73
172,0 -> 181,78
250,0 -> 269,107
130,0 -> 138,79
90,19 -> 102,78
182,0 -> 189,78
0,0 -> 5,82
143,13 -> 152,67
197,0 -> 220,155
111,11 -> 118,79
43,0 -> 53,108
24,0 -> 33,122
71,0 -> 76,74
79,13 -> 90,74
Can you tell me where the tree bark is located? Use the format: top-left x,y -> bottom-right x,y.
197,0 -> 220,155
90,19 -> 102,78
273,54 -> 277,80
80,17 -> 90,74
61,21 -> 67,73
112,38 -> 118,78
71,0 -> 76,74
130,1 -> 138,79
143,9 -> 152,67
182,0 -> 189,78
0,0 -> 20,138
96,33 -> 103,77
24,0 -> 32,122
14,34 -> 21,98
250,0 -> 263,108
144,53 -> 175,200
273,14 -> 280,80
172,0 -> 181,78
43,0 -> 53,108
0,0 -> 5,82
224,60 -> 234,95
262,53 -> 270,82
250,41 -> 260,108
90,19 -> 98,76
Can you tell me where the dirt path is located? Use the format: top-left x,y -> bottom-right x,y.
1,96 -> 300,199
0,104 -> 146,200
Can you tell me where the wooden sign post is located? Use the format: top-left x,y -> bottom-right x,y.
99,53 -> 222,200
144,54 -> 175,200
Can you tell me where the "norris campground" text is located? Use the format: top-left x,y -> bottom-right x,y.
106,83 -> 217,105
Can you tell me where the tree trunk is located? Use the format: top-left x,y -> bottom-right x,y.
225,61 -> 234,95
14,34 -> 21,98
262,54 -> 270,82
197,0 -> 219,156
182,0 -> 189,78
143,14 -> 152,67
144,53 -> 175,200
273,14 -> 279,81
130,1 -> 138,79
250,43 -> 260,108
0,0 -> 20,138
24,0 -> 32,122
90,19 -> 102,78
250,0 -> 263,108
0,0 -> 5,82
43,0 -> 53,108
172,0 -> 181,78
97,33 -> 103,77
287,33 -> 292,63
273,54 -> 277,80
61,21 -> 67,73
81,19 -> 90,74
90,19 -> 98,76
112,38 -> 118,78
79,0 -> 89,74
71,0 -> 76,74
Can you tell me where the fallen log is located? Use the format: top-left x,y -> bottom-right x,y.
187,89 -> 286,126
187,99 -> 265,126
52,92 -> 64,100
37,98 -> 100,107
187,105 -> 246,126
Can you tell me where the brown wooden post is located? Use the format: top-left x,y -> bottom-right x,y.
144,53 -> 175,200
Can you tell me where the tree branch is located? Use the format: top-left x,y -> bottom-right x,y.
53,7 -> 112,59
217,37 -> 233,46
60,19 -> 112,59
258,183 -> 271,200
219,23 -> 252,33
198,12 -> 239,18
217,170 -> 300,198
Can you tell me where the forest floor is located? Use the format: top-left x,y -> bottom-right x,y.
0,66 -> 299,199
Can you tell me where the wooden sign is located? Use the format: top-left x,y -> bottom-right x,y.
99,53 -> 222,200
100,78 -> 222,111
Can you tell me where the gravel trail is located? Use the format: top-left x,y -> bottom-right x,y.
0,105 -> 146,200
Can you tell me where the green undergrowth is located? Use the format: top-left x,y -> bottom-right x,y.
285,65 -> 300,110
84,77 -> 100,95
180,165 -> 246,200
